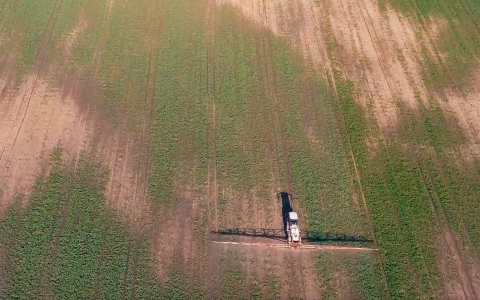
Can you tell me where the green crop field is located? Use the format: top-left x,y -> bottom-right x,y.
0,0 -> 479,299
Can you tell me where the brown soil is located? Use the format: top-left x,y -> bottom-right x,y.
0,75 -> 86,212
0,72 -> 149,225
432,66 -> 480,166
436,228 -> 480,299
325,0 -> 432,131
0,0 -> 152,228
152,181 -> 204,285
441,69 -> 480,148
217,0 -> 439,133
333,268 -> 354,300
299,252 -> 322,300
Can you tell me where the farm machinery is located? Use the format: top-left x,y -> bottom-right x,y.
211,192 -> 377,251
286,211 -> 301,245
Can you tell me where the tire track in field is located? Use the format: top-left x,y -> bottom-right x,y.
298,2 -> 392,297
244,3 -> 294,298
206,6 -> 235,292
289,1 -> 391,296
315,0 -> 393,298
218,4 -> 283,297
256,2 -> 310,298
205,2 -> 219,293
401,0 -> 480,297
346,0 -> 478,297
397,0 -> 480,297
129,0 -> 162,296
284,5 -> 340,299
325,0 -> 436,297
75,0 -> 138,228
230,7 -> 282,295
72,0 -> 116,171
250,1 -> 283,231
258,0 -> 293,198
230,8 -> 255,292
206,0 -> 218,234
346,0 -> 442,296
92,0 -> 114,78
119,1 -> 162,297
0,0 -> 64,166
74,0 -> 116,169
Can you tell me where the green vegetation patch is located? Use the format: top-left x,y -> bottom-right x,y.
271,39 -> 367,237
0,151 -> 162,299
149,0 -> 209,207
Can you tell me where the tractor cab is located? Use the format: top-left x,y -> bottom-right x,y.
288,212 -> 298,223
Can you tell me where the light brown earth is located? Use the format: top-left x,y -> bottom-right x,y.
153,184 -> 201,283
0,71 -> 151,223
436,228 -> 480,300
217,0 -> 480,166
0,75 -> 86,211
64,19 -> 88,59
442,69 -> 480,158
0,0 -> 152,226
217,0 -> 438,132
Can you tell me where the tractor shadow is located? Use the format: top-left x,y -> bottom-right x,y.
279,192 -> 293,240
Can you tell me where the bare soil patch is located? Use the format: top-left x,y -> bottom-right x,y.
300,252 -> 322,300
216,0 -> 441,133
0,72 -> 150,226
437,68 -> 480,161
216,0 -> 329,72
436,228 -> 480,299
325,0 -> 433,131
152,183 -> 201,284
442,70 -> 480,143
0,75 -> 86,212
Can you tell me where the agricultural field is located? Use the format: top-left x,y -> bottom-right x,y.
0,0 -> 479,299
